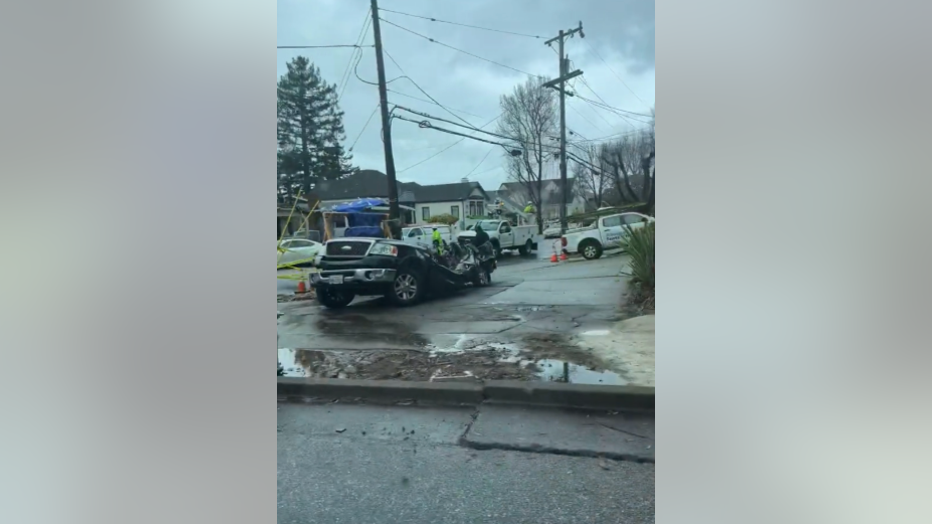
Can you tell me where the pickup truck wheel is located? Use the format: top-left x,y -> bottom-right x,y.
518,239 -> 533,256
316,287 -> 355,309
580,240 -> 603,260
386,269 -> 424,306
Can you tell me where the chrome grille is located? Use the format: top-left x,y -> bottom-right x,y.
325,240 -> 372,257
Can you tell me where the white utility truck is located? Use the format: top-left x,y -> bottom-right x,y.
561,212 -> 654,260
401,224 -> 456,249
462,219 -> 537,256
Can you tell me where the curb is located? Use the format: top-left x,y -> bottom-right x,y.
277,377 -> 654,412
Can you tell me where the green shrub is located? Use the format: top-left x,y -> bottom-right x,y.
427,214 -> 459,225
620,222 -> 655,300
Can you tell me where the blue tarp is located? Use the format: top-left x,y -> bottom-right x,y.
346,212 -> 383,228
343,226 -> 384,238
331,198 -> 386,213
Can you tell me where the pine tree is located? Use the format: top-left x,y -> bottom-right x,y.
277,57 -> 355,201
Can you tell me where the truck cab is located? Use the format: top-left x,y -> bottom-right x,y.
561,212 -> 654,260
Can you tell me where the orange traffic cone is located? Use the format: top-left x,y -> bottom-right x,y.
550,252 -> 558,263
560,251 -> 567,261
297,280 -> 306,293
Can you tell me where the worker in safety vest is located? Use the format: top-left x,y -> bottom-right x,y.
431,226 -> 444,255
523,201 -> 535,214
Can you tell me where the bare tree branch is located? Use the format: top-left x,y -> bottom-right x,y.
497,76 -> 557,233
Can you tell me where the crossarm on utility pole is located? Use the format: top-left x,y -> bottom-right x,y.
542,70 -> 582,89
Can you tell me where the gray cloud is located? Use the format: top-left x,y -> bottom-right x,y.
278,0 -> 654,189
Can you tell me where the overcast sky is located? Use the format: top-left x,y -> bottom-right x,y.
277,0 -> 654,190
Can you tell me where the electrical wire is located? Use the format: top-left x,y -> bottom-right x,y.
381,48 -> 480,130
353,48 -> 406,87
567,97 -> 609,131
581,38 -> 651,110
380,19 -> 536,77
396,114 -> 502,173
470,165 -> 505,177
464,148 -> 494,178
393,106 -> 515,142
377,7 -> 546,39
348,103 -> 380,151
576,94 -> 653,119
277,44 -> 372,49
386,89 -> 485,119
576,95 -> 654,124
338,9 -> 372,101
568,128 -> 645,144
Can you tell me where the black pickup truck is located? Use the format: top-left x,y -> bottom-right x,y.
310,237 -> 495,309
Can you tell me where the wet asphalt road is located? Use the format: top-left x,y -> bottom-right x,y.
278,403 -> 655,524
277,252 -> 630,354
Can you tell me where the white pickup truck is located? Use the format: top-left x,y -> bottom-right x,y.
401,224 -> 456,249
462,219 -> 537,256
561,212 -> 654,260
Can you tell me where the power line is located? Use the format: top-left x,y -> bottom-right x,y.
576,95 -> 654,123
377,7 -> 546,39
386,89 -> 486,119
277,44 -> 373,49
581,39 -> 651,110
338,9 -> 373,101
396,114 -> 502,173
567,96 -> 610,131
465,148 -> 494,177
568,129 -> 644,144
573,77 -> 639,129
349,103 -> 381,150
394,106 -> 514,142
471,165 -> 505,177
380,19 -> 536,77
382,48 -> 481,130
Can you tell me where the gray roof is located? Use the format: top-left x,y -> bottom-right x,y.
412,181 -> 487,203
314,170 -> 487,204
314,170 -> 421,202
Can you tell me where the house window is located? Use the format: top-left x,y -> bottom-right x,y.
451,205 -> 460,218
476,201 -> 484,216
468,200 -> 484,217
422,207 -> 430,221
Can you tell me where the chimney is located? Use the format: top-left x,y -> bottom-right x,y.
461,177 -> 469,183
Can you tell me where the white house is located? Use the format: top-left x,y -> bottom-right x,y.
309,170 -> 490,229
411,181 -> 489,227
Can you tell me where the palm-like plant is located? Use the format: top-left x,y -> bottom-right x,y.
620,222 -> 655,298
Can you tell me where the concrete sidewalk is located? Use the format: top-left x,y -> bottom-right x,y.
278,402 -> 655,523
577,315 -> 655,387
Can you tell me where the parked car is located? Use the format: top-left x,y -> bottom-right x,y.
561,212 -> 654,260
311,237 -> 496,309
464,219 -> 537,256
277,238 -> 323,268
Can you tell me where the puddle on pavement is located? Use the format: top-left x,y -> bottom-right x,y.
531,359 -> 626,385
278,348 -> 306,377
427,336 -> 627,386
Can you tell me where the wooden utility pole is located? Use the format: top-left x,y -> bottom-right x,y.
369,0 -> 400,222
543,22 -> 583,234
